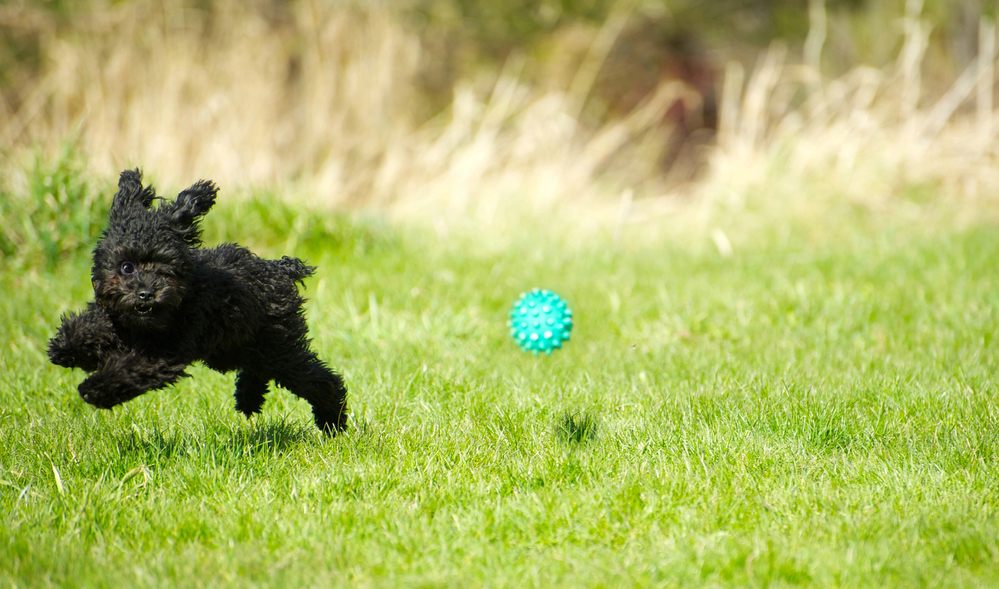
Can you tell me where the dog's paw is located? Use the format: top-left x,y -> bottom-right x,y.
78,376 -> 119,409
313,403 -> 349,436
234,397 -> 265,419
48,310 -> 111,372
48,337 -> 99,372
47,336 -> 75,367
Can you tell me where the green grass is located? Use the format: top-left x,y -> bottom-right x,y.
2,188 -> 999,587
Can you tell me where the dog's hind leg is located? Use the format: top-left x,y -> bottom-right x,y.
273,352 -> 348,435
234,370 -> 269,418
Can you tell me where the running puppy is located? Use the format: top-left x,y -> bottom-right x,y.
48,169 -> 348,434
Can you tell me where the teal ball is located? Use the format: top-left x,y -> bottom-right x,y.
508,289 -> 573,355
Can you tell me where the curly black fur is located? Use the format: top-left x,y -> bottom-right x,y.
48,169 -> 348,434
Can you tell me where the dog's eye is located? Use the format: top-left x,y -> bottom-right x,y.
119,261 -> 137,276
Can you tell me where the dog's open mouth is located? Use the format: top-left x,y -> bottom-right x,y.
133,304 -> 154,315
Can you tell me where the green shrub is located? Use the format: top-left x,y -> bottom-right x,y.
0,144 -> 107,270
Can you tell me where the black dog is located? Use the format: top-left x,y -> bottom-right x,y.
47,169 -> 348,434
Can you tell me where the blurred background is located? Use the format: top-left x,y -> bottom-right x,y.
1,0 -> 997,238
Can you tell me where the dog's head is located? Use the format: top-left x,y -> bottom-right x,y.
91,169 -> 218,330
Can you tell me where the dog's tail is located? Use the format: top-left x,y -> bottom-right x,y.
278,256 -> 317,284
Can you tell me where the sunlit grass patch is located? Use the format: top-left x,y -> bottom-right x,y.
3,193 -> 999,586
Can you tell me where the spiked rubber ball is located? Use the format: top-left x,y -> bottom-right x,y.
508,289 -> 573,354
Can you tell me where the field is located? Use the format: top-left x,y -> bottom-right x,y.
3,1 -> 999,587
2,171 -> 999,586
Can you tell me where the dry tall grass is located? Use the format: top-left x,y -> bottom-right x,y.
2,1 -> 420,203
684,0 -> 999,244
2,0 -> 997,242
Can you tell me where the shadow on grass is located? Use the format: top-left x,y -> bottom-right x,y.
556,410 -> 599,445
226,417 -> 317,455
115,416 -> 317,464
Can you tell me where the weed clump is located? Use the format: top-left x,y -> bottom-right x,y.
0,144 -> 106,269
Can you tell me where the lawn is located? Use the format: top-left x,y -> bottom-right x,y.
2,191 -> 999,587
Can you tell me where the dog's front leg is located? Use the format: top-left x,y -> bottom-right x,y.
78,350 -> 189,409
48,303 -> 118,372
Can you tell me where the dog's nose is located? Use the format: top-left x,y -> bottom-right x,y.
137,290 -> 154,302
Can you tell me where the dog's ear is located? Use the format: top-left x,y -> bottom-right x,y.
109,169 -> 157,220
166,179 -> 218,246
